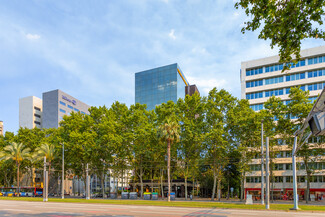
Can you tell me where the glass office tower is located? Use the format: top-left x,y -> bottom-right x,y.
135,63 -> 189,110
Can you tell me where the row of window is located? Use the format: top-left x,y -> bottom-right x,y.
250,97 -> 316,112
60,101 -> 80,112
308,56 -> 325,65
246,69 -> 323,88
34,106 -> 41,111
246,92 -> 263,100
246,176 -> 325,183
250,104 -> 264,111
308,69 -> 325,78
308,82 -> 325,91
246,55 -> 325,77
250,162 -> 325,171
34,114 -> 41,118
286,72 -> 305,82
265,88 -> 284,97
59,108 -> 86,115
246,80 -> 263,88
265,76 -> 284,85
247,84 -> 312,100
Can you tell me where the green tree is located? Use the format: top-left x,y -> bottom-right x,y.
88,106 -> 117,197
158,118 -> 180,202
287,87 -> 315,203
128,103 -> 155,198
0,142 -> 31,195
59,111 -> 96,195
205,88 -> 238,201
177,93 -> 205,199
110,101 -> 131,194
235,0 -> 325,66
33,143 -> 55,185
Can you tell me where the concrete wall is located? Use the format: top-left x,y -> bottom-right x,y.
42,89 -> 91,129
19,96 -> 42,129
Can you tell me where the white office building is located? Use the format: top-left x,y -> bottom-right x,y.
0,121 -> 3,136
19,96 -> 43,129
241,46 -> 325,201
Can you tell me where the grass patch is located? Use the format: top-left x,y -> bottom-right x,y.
0,197 -> 324,211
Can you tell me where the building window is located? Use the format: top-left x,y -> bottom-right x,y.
285,72 -> 305,82
265,76 -> 284,85
59,101 -> 66,106
308,82 -> 325,91
81,111 -> 86,114
34,121 -> 41,125
34,114 -> 41,118
68,105 -> 73,109
250,103 -> 264,111
265,88 -> 284,97
285,176 -> 293,183
60,109 -> 66,113
298,176 -> 306,183
74,108 -> 79,112
246,67 -> 263,76
246,92 -> 263,100
246,79 -> 263,88
285,163 -> 292,170
274,176 -> 283,183
308,56 -> 325,65
34,106 -> 41,111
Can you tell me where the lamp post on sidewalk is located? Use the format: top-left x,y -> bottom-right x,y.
261,120 -> 265,205
62,143 -> 64,199
43,156 -> 48,202
265,137 -> 270,210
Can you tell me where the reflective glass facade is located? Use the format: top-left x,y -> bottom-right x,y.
135,63 -> 188,110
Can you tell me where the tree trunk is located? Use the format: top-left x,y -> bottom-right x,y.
160,169 -> 164,199
167,140 -> 171,202
217,178 -> 221,201
121,169 -> 124,192
306,171 -> 311,204
17,162 -> 20,197
185,175 -> 188,200
101,172 -> 105,198
151,168 -> 154,193
139,167 -> 143,199
211,173 -> 217,201
240,173 -> 244,201
227,176 -> 230,200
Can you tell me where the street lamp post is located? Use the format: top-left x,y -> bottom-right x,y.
261,120 -> 265,205
292,136 -> 299,210
265,137 -> 270,209
43,156 -> 48,202
62,143 -> 64,199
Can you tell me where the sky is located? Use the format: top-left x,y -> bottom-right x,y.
0,0 -> 324,133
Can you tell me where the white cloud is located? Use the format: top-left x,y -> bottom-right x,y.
26,33 -> 40,40
187,76 -> 227,96
168,29 -> 176,40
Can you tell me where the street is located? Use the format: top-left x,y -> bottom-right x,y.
0,200 -> 324,217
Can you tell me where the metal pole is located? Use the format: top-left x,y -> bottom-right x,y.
62,143 -> 64,199
86,163 -> 90,200
265,137 -> 270,209
261,121 -> 265,205
292,136 -> 299,210
43,157 -> 47,202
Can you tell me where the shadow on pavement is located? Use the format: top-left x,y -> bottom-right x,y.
0,211 -> 134,217
183,208 -> 230,217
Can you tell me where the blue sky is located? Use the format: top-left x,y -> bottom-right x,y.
0,0 -> 324,133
